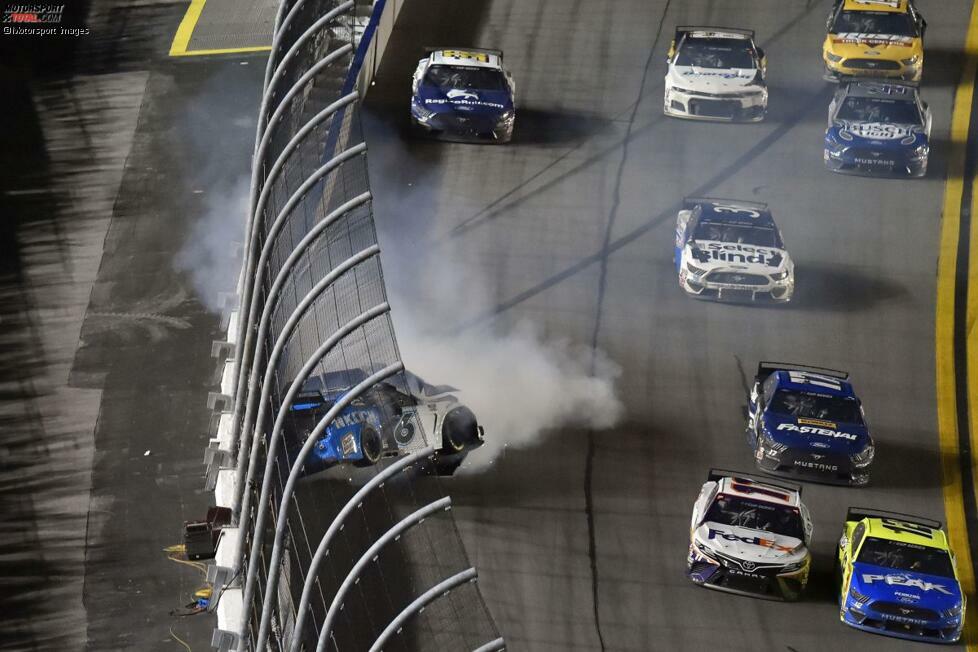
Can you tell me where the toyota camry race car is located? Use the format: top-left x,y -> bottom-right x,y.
836,508 -> 965,643
747,363 -> 875,485
824,80 -> 931,177
287,369 -> 484,476
674,198 -> 794,303
411,48 -> 516,142
687,470 -> 812,600
823,0 -> 926,83
663,26 -> 767,122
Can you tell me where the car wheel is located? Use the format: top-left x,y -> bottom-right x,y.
440,406 -> 480,453
355,427 -> 383,467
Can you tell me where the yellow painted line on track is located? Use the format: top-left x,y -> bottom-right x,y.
169,0 -> 272,57
938,0 -> 978,647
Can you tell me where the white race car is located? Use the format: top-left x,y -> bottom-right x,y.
687,470 -> 813,601
674,197 -> 794,303
664,26 -> 768,122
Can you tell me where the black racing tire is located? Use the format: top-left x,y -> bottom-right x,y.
355,427 -> 383,467
440,406 -> 481,454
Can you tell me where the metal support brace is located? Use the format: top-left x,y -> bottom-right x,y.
230,190 -> 372,521
239,362 -> 405,652
367,568 -> 478,652
472,638 -> 508,652
314,497 -> 453,652
288,446 -> 436,652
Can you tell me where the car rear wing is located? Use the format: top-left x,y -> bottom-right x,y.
425,46 -> 503,63
675,26 -> 755,43
682,196 -> 767,212
756,361 -> 849,381
845,507 -> 942,530
707,468 -> 802,495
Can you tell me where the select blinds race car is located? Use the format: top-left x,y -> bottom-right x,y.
663,26 -> 768,122
823,0 -> 926,83
411,48 -> 516,142
287,369 -> 484,476
747,363 -> 875,485
687,470 -> 812,600
674,198 -> 794,303
836,508 -> 965,643
824,80 -> 931,177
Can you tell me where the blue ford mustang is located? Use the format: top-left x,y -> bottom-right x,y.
747,362 -> 875,485
824,80 -> 932,177
410,48 -> 516,142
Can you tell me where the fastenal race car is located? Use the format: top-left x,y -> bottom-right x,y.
410,48 -> 516,142
663,26 -> 767,122
823,0 -> 926,83
824,80 -> 931,177
837,508 -> 965,643
687,470 -> 812,601
287,369 -> 484,476
747,363 -> 875,485
674,198 -> 794,303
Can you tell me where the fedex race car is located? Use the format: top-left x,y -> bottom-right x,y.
836,508 -> 965,643
823,0 -> 926,83
410,48 -> 516,142
663,26 -> 767,122
286,369 -> 484,476
747,363 -> 875,485
674,198 -> 794,303
824,80 -> 931,177
687,470 -> 812,601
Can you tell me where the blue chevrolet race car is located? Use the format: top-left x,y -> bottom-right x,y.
747,362 -> 875,485
824,80 -> 932,177
287,369 -> 484,476
836,508 -> 965,643
411,48 -> 516,142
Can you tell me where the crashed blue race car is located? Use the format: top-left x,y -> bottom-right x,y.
411,48 -> 516,142
824,80 -> 932,177
287,369 -> 484,476
747,362 -> 875,485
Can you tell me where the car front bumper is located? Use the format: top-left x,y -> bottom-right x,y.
824,145 -> 928,178
663,86 -> 767,122
687,545 -> 808,601
411,103 -> 513,142
754,445 -> 869,486
679,270 -> 793,303
823,59 -> 922,83
841,600 -> 962,644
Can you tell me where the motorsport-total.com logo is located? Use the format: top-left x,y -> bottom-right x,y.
2,3 -> 89,36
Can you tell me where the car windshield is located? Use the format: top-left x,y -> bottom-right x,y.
692,220 -> 780,247
768,390 -> 864,423
836,97 -> 921,124
857,537 -> 955,577
423,65 -> 507,91
704,495 -> 805,540
831,10 -> 916,37
675,38 -> 756,69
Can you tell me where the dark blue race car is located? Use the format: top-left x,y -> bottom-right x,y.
747,362 -> 875,485
411,48 -> 516,142
824,80 -> 932,177
287,369 -> 484,476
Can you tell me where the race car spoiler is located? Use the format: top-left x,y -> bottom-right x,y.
756,361 -> 849,381
425,46 -> 503,62
846,507 -> 942,530
683,196 -> 767,211
708,468 -> 802,495
675,26 -> 754,42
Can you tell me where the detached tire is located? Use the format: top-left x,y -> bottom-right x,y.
440,406 -> 480,454
355,427 -> 383,467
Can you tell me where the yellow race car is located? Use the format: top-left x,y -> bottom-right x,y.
823,0 -> 926,83
836,508 -> 965,643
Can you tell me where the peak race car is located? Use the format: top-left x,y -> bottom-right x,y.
836,508 -> 965,643
823,0 -> 926,83
687,470 -> 812,600
824,80 -> 931,177
747,362 -> 875,485
663,26 -> 767,122
411,48 -> 516,142
286,369 -> 484,476
674,198 -> 793,303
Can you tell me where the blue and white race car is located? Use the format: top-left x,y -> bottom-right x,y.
675,198 -> 794,303
411,48 -> 516,142
824,80 -> 932,177
287,369 -> 484,476
747,362 -> 875,485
